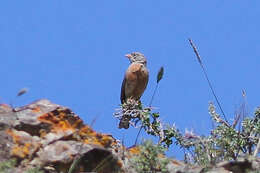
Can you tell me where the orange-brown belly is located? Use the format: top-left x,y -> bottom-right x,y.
124,63 -> 149,101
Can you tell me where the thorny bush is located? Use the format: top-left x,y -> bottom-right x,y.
115,101 -> 260,165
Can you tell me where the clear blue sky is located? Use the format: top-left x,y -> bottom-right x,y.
1,1 -> 260,159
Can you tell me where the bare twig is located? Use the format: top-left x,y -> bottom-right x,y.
122,135 -> 126,160
233,90 -> 248,129
90,115 -> 99,128
135,126 -> 142,145
135,67 -> 164,145
233,112 -> 241,129
149,66 -> 164,106
188,39 -> 228,124
253,137 -> 260,157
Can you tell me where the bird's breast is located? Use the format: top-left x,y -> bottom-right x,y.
124,63 -> 149,100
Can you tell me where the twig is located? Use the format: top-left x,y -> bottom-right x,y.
233,90 -> 247,129
149,66 -> 164,106
90,115 -> 99,128
135,67 -> 164,145
122,135 -> 126,160
188,38 -> 228,123
149,84 -> 159,107
135,125 -> 143,145
10,87 -> 29,112
253,137 -> 260,157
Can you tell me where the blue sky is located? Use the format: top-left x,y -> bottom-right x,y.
1,1 -> 260,159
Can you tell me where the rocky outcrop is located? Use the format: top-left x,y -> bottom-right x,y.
0,99 -> 259,173
0,99 -> 120,173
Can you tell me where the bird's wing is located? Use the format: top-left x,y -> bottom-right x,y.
121,63 -> 142,104
143,67 -> 149,90
120,76 -> 126,104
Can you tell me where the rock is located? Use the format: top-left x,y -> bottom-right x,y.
0,99 -> 120,173
0,99 -> 259,173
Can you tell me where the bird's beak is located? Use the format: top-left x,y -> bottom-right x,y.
125,54 -> 132,59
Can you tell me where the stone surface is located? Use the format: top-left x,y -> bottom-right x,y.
0,99 -> 259,173
0,99 -> 119,173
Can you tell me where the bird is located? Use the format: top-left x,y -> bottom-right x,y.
120,52 -> 149,104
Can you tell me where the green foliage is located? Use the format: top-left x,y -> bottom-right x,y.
68,154 -> 83,173
0,159 -> 16,173
116,94 -> 260,167
0,159 -> 43,173
25,167 -> 44,173
115,99 -> 178,147
209,103 -> 259,159
130,140 -> 170,173
118,100 -> 260,166
179,103 -> 260,165
246,170 -> 260,173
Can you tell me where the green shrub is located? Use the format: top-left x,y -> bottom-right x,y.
129,140 -> 170,173
25,167 -> 44,173
0,159 -> 16,173
117,101 -> 260,165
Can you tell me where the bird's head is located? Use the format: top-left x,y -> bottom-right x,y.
125,52 -> 147,66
